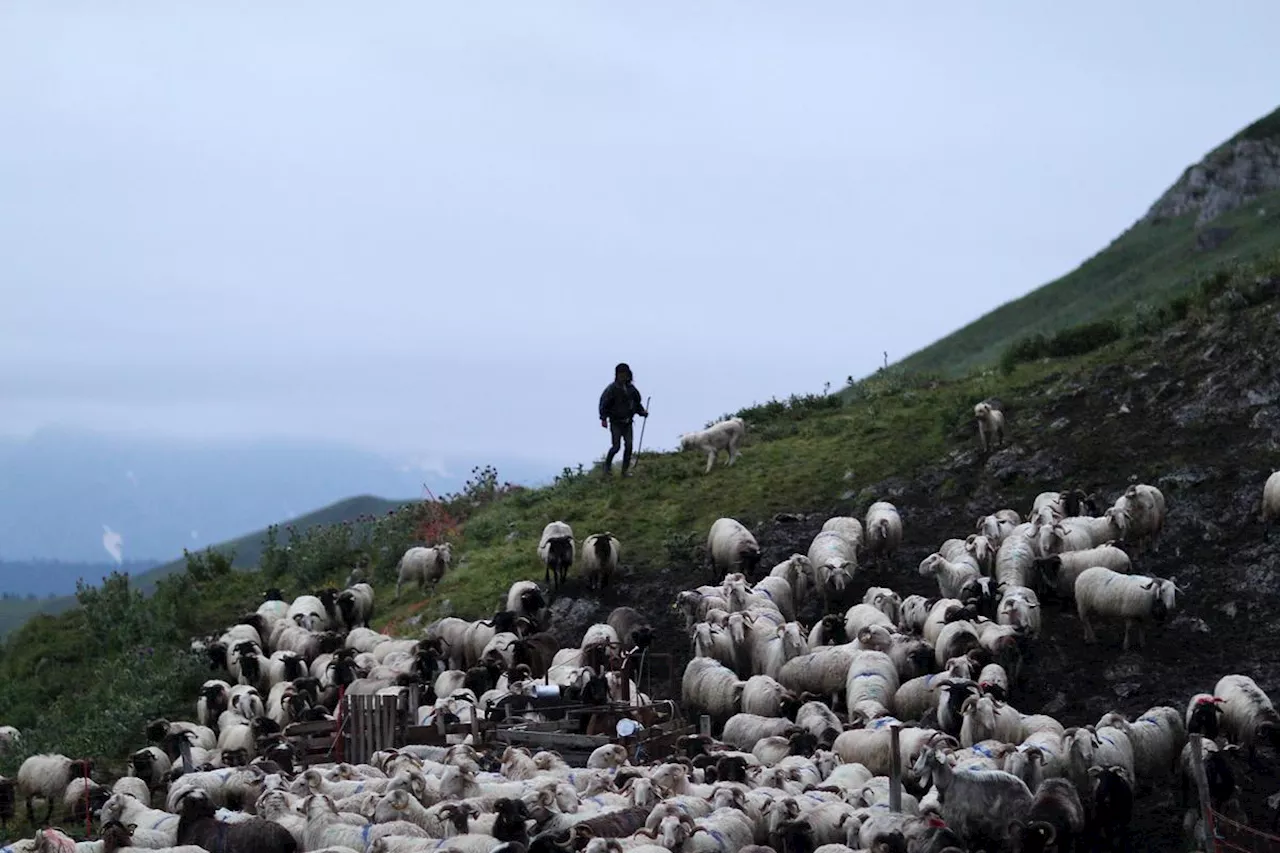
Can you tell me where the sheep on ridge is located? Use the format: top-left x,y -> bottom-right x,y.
679,417 -> 746,473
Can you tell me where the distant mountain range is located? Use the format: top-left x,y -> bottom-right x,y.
0,427 -> 554,568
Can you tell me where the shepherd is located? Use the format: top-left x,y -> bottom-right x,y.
598,362 -> 648,478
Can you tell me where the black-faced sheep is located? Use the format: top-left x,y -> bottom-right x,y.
679,416 -> 746,473
1008,778 -> 1084,853
582,533 -> 620,591
17,754 -> 93,825
913,746 -> 1032,850
336,582 -> 374,629
538,521 -> 576,591
395,544 -> 452,600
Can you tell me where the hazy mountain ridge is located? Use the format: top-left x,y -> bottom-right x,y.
0,428 -> 554,564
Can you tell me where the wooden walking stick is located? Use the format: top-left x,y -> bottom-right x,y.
631,397 -> 652,472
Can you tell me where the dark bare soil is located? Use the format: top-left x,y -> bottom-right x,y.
544,307 -> 1280,852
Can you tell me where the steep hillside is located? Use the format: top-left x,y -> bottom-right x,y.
1,254 -> 1278,850
899,105 -> 1280,376
0,495 -> 407,637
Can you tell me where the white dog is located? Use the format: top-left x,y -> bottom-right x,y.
679,417 -> 746,473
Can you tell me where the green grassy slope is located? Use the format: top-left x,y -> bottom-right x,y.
897,109 -> 1280,377
0,495 -> 408,637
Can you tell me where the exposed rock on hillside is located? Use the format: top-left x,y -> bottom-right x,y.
1146,137 -> 1280,226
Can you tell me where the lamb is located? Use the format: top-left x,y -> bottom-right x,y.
395,545 -> 452,601
1008,778 -> 1085,853
997,586 -> 1042,639
918,553 -> 980,599
708,518 -> 762,578
681,658 -> 744,728
1213,674 -> 1280,760
912,747 -> 1031,850
807,531 -> 858,612
974,401 -> 1005,452
679,417 -> 746,473
1264,470 -> 1280,539
1096,706 -> 1186,791
1032,543 -> 1131,601
1074,567 -> 1178,650
534,521 -> 577,591
17,754 -> 92,825
336,583 -> 374,630
864,502 -> 903,563
582,533 -> 620,592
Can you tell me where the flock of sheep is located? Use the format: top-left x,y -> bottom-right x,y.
0,405 -> 1278,853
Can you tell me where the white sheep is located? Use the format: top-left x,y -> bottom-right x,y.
821,516 -> 864,552
581,533 -> 621,592
708,518 -> 762,578
898,595 -> 931,635
768,554 -> 816,611
959,695 -> 1024,746
976,510 -> 1021,546
1096,706 -> 1186,792
778,646 -> 862,702
1110,483 -> 1167,552
505,580 -> 546,625
336,582 -> 375,629
681,657 -> 744,725
845,650 -> 899,719
17,754 -> 90,825
750,575 -> 796,622
843,604 -> 893,641
285,595 -> 328,631
974,402 -> 1005,452
1213,674 -> 1280,760
807,531 -> 858,612
861,587 -> 902,625
679,417 -> 746,473
864,502 -> 903,563
1032,543 -> 1131,600
918,553 -> 979,599
395,545 -> 451,600
741,675 -> 797,717
720,714 -> 799,751
750,621 -> 808,681
1264,471 -> 1280,538
997,586 -> 1041,638
1074,567 -> 1178,650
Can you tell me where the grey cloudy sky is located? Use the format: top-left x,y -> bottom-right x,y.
3,2 -> 1278,469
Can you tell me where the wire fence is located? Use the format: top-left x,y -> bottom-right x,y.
1212,811 -> 1280,853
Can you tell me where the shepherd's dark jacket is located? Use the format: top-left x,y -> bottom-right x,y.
599,380 -> 645,424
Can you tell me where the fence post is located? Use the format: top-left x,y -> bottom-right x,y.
1188,734 -> 1216,853
889,724 -> 902,813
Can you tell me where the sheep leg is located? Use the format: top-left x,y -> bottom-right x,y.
394,578 -> 403,601
704,450 -> 715,473
1080,612 -> 1097,644
1122,620 -> 1135,652
44,796 -> 54,827
25,795 -> 35,826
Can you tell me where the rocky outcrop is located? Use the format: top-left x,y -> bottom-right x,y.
1145,137 -> 1280,226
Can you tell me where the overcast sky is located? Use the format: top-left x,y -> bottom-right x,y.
3,2 -> 1278,469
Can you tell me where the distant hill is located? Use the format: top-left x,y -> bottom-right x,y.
898,105 -> 1280,376
0,495 -> 406,636
0,428 -> 552,564
0,559 -> 160,598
